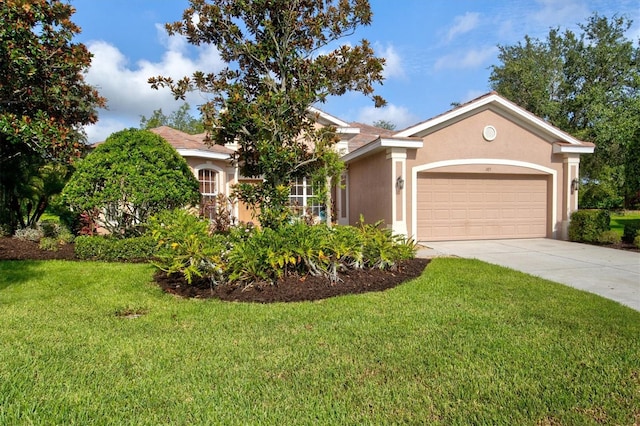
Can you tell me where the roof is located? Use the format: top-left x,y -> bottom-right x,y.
394,92 -> 593,151
149,126 -> 234,158
342,122 -> 396,152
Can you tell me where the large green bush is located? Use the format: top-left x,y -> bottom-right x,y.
568,210 -> 611,243
63,129 -> 200,237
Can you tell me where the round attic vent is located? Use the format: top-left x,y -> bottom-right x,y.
483,125 -> 497,141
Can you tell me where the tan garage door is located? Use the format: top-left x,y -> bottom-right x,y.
417,173 -> 548,241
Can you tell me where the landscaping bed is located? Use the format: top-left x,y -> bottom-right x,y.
155,258 -> 430,302
0,236 -> 430,302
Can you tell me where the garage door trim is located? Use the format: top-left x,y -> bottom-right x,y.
411,159 -> 557,240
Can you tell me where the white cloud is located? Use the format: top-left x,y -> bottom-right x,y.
445,12 -> 480,43
356,104 -> 419,130
82,117 -> 131,144
433,45 -> 498,71
376,43 -> 405,79
531,0 -> 588,26
83,27 -> 224,142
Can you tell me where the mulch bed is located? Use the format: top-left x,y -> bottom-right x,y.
154,258 -> 431,303
0,236 -> 430,303
0,237 -> 78,261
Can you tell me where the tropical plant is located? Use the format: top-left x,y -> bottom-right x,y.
148,209 -> 227,285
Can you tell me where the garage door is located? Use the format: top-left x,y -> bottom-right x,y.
417,173 -> 548,241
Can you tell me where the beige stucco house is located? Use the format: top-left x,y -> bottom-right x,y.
152,92 -> 595,241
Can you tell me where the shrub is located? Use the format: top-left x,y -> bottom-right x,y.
148,209 -> 227,284
63,129 -> 200,237
38,237 -> 59,251
357,216 -> 416,269
39,220 -> 59,238
56,227 -> 75,244
14,227 -> 44,242
568,210 -> 611,243
622,221 -> 640,243
204,193 -> 236,233
148,211 -> 417,287
75,235 -> 156,262
598,230 -> 621,244
226,220 -> 416,285
634,235 -> 640,249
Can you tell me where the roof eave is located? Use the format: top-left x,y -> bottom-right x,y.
342,138 -> 423,163
552,142 -> 595,154
176,149 -> 232,160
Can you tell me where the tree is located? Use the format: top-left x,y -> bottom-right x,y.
149,0 -> 385,228
372,120 -> 396,130
489,14 -> 640,208
624,127 -> 640,208
0,0 -> 105,231
62,129 -> 201,236
139,103 -> 205,134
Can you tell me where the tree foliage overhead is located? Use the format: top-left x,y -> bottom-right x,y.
0,0 -> 105,160
149,0 -> 386,228
0,0 -> 105,230
489,13 -> 640,207
139,103 -> 205,134
62,129 -> 201,236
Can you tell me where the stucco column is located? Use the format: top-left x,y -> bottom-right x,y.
562,154 -> 581,239
387,148 -> 408,237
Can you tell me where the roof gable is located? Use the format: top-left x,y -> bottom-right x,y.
394,92 -> 590,148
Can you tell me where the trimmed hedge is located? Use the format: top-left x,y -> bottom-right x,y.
568,210 -> 610,243
75,236 -> 156,262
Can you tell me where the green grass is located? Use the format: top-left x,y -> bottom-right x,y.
1,259 -> 638,425
610,210 -> 640,236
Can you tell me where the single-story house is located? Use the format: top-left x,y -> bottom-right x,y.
150,92 -> 595,241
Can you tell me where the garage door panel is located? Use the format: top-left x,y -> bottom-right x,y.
418,173 -> 548,241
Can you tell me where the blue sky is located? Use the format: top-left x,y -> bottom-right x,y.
71,0 -> 640,142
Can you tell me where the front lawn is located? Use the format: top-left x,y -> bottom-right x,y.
1,258 -> 638,424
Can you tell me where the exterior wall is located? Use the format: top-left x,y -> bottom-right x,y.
184,157 -> 247,223
405,108 -> 567,239
347,150 -> 392,226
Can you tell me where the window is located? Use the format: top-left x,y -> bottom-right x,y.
289,177 -> 323,218
198,168 -> 218,219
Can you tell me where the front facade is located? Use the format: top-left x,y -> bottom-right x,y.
154,92 -> 594,242
341,92 -> 594,241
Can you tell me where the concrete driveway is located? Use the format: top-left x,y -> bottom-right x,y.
417,239 -> 640,312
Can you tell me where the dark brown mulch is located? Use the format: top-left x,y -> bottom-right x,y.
595,241 -> 640,253
154,258 -> 431,303
0,237 -> 77,261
